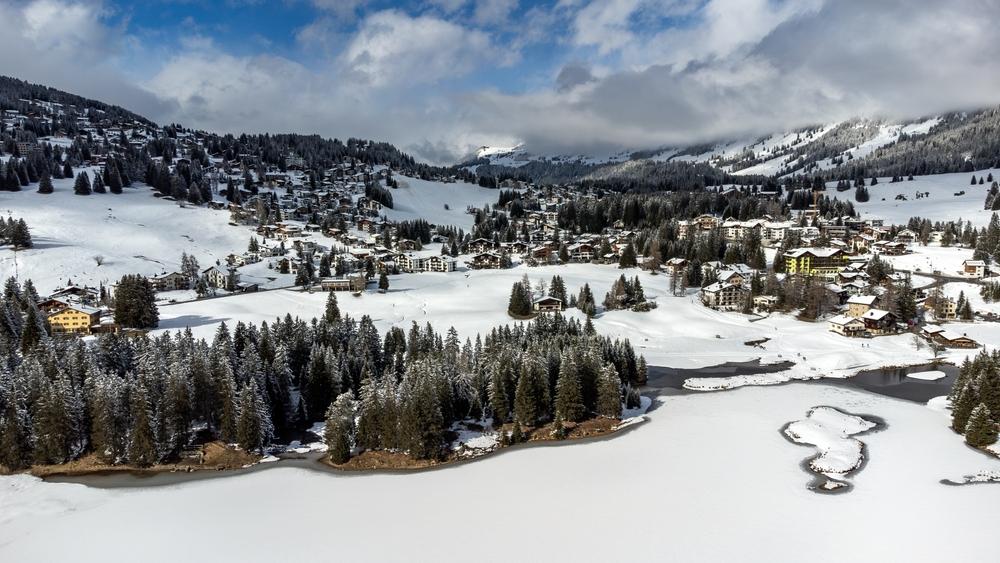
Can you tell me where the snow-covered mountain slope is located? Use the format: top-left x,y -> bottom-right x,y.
467,144 -> 634,170
0,171 -> 251,294
830,168 -> 999,228
469,108 -> 1000,184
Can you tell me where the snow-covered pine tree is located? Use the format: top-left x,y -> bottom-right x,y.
964,404 -> 998,447
554,352 -> 585,422
595,364 -> 623,418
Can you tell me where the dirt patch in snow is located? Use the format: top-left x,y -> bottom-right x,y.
25,441 -> 259,478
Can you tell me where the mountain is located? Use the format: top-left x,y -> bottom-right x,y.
0,75 -> 465,183
464,110 -> 1000,186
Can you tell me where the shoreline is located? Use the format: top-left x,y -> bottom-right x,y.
25,358 -> 967,489
34,409 -> 654,489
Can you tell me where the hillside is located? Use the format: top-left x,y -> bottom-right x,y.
466,110 -> 1000,187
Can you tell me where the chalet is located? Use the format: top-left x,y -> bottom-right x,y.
532,296 -> 564,313
962,260 -> 987,278
468,238 -> 496,253
828,314 -> 866,337
700,282 -> 748,311
468,252 -> 503,270
936,331 -> 978,349
846,294 -> 879,318
50,285 -> 99,305
861,309 -> 897,335
568,243 -> 595,262
48,305 -> 102,335
37,298 -> 71,315
660,257 -> 685,277
873,241 -> 908,255
894,229 -> 917,244
717,270 -> 748,286
150,272 -> 189,292
320,275 -> 367,292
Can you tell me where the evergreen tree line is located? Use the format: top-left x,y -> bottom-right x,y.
0,287 -> 642,470
365,181 -> 394,209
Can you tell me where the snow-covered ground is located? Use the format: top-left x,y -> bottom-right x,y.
156,261 -> 993,382
941,282 -> 1000,316
880,244 -> 975,275
833,169 -> 999,228
784,406 -> 876,479
383,176 -> 501,229
2,383 -> 998,562
0,172 -> 251,294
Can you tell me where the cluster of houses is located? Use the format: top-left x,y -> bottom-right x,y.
36,286 -> 115,336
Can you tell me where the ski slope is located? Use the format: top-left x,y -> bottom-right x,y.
2,383 -> 998,563
383,176 -> 502,229
832,169 -> 999,228
0,170 -> 251,294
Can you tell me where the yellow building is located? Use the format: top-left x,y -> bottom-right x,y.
784,248 -> 848,277
47,305 -> 102,335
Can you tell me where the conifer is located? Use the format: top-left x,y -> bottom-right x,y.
964,404 -> 998,447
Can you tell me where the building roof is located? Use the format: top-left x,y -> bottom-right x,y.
828,314 -> 864,326
862,309 -> 893,321
847,295 -> 878,306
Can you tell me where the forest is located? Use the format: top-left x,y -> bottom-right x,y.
0,278 -> 644,471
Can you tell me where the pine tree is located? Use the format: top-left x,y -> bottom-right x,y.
0,386 -> 32,470
10,218 -> 31,249
127,384 -> 158,467
618,242 -> 638,268
507,281 -> 531,317
378,271 -> 389,293
951,383 -> 979,433
237,380 -> 273,453
73,171 -> 91,195
595,364 -> 622,418
964,404 -> 998,447
324,394 -> 355,464
37,172 -> 53,194
554,353 -> 585,422
324,292 -> 340,322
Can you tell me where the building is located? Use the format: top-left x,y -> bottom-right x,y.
846,294 -> 879,318
828,314 -> 866,337
319,275 -> 366,292
752,295 -> 778,312
962,260 -> 987,278
203,266 -> 238,289
784,248 -> 849,277
861,309 -> 897,335
700,282 -> 749,311
48,305 -> 102,335
532,296 -> 563,313
150,272 -> 189,292
468,252 -> 503,269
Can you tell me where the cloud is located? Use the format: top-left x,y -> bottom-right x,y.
0,0 -> 174,120
555,62 -> 596,92
457,0 -> 1000,155
341,9 -> 497,86
6,0 -> 1000,166
473,0 -> 518,26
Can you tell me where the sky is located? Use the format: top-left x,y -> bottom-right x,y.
2,0 -> 1000,164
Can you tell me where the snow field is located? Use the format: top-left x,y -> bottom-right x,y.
2,383 -> 999,563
